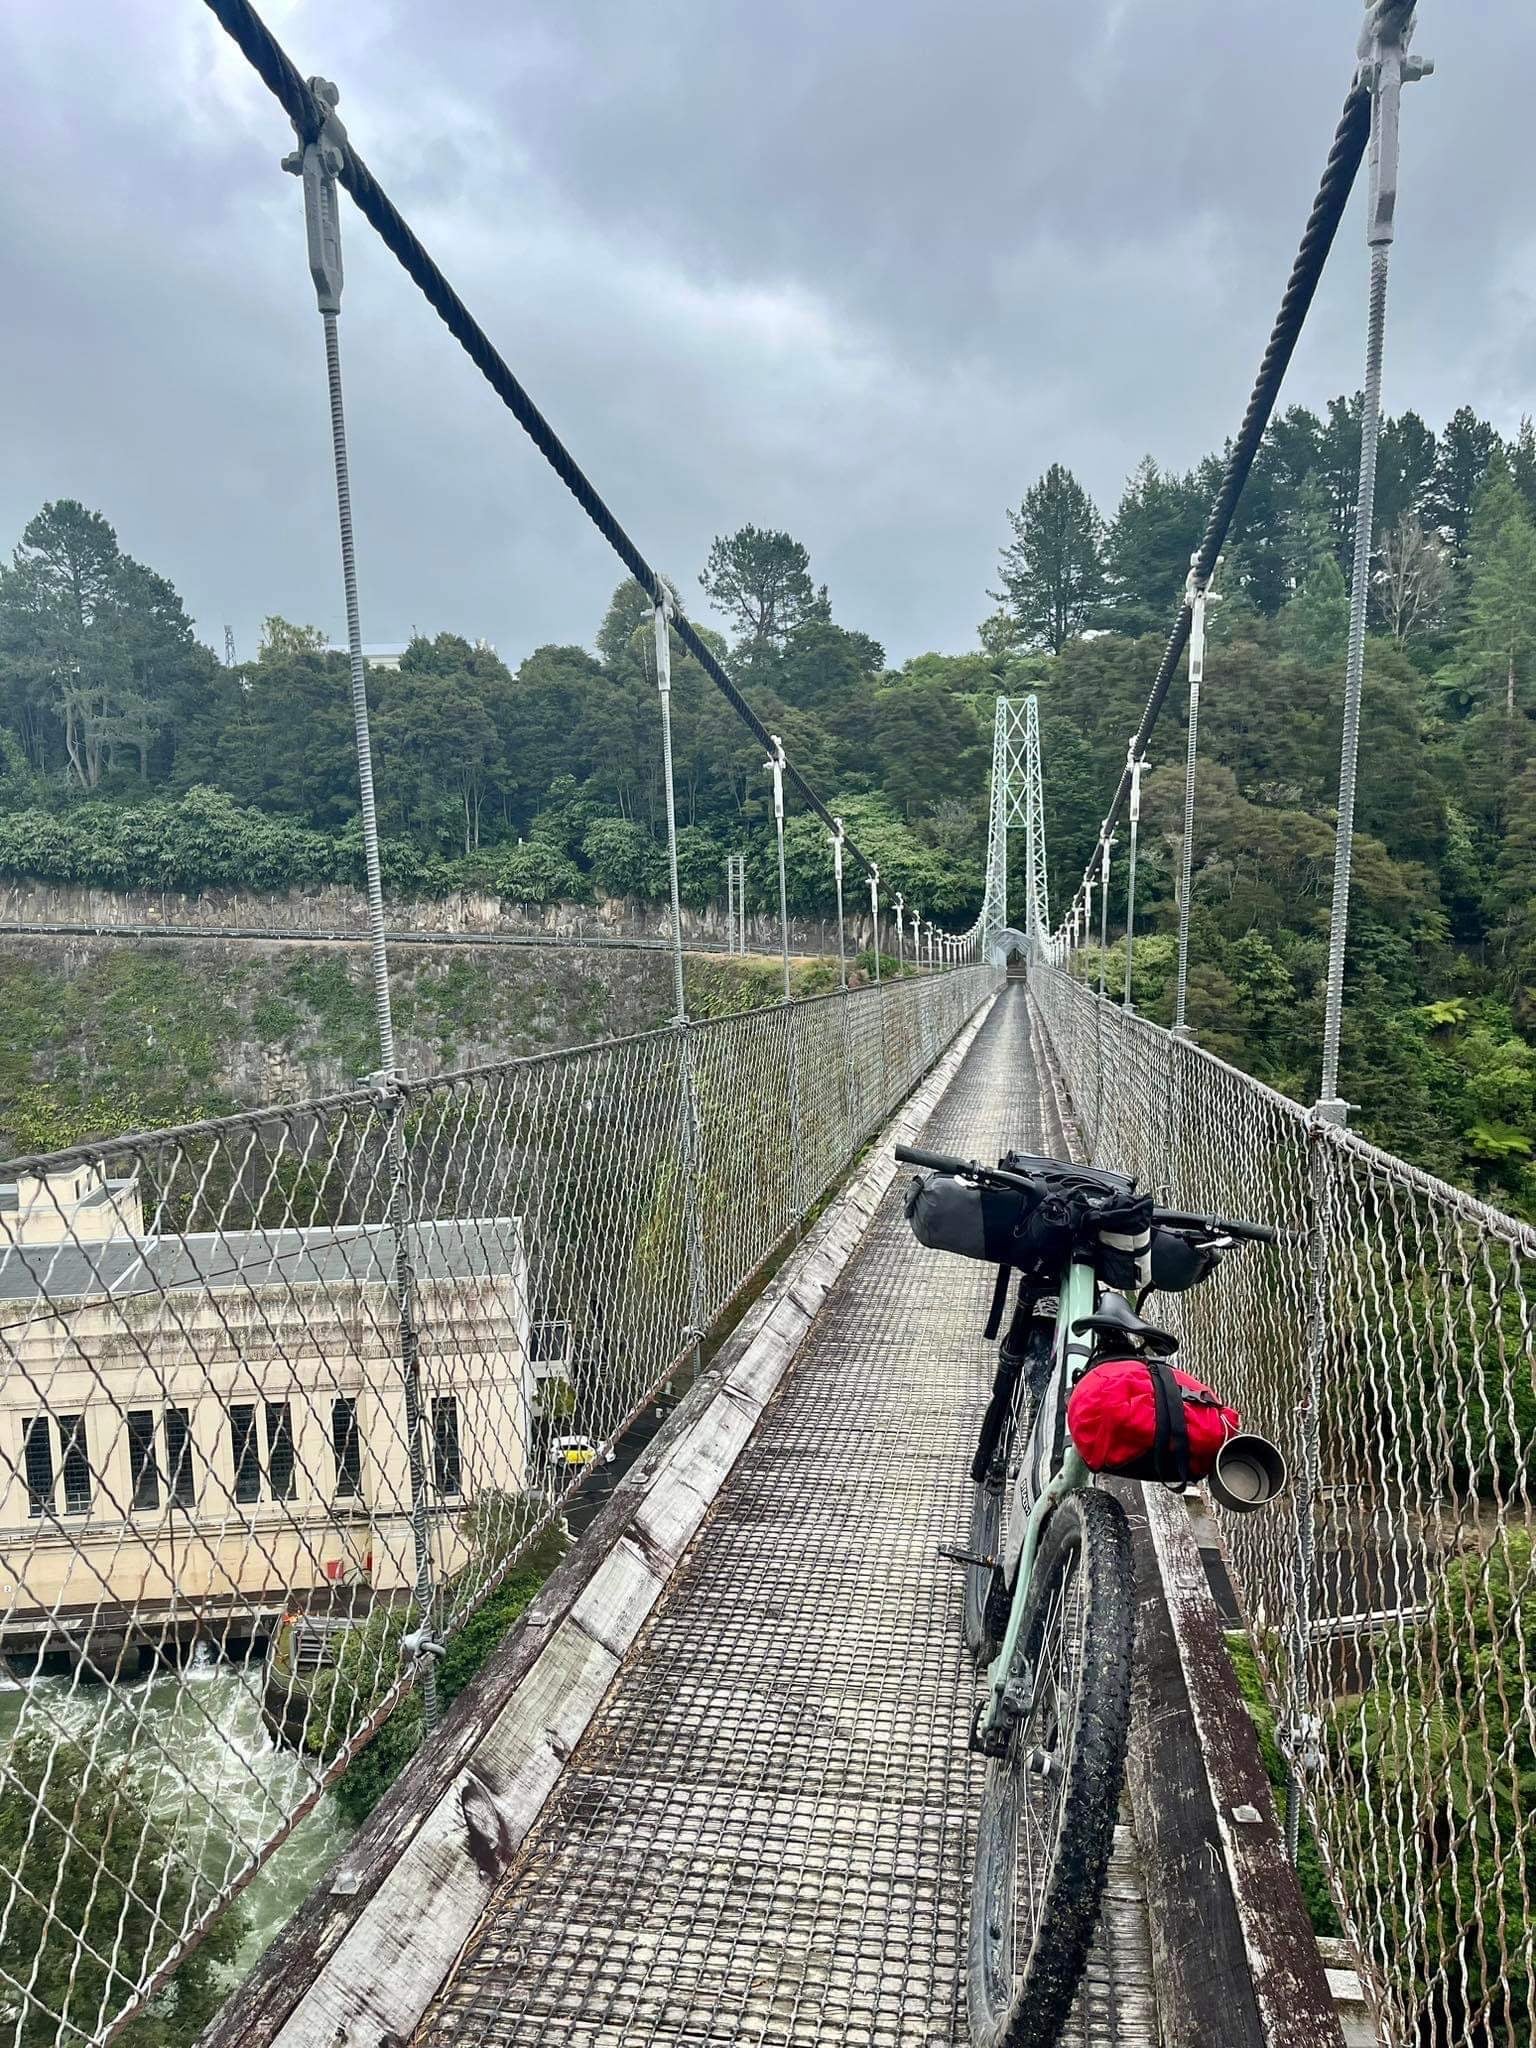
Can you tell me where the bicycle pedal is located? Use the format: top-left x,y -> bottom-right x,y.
937,1543 -> 994,1570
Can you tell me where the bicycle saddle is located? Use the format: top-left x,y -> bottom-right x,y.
1073,1291 -> 1178,1356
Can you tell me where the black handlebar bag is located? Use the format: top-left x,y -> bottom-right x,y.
904,1161 -> 1156,1341
903,1172 -> 1073,1275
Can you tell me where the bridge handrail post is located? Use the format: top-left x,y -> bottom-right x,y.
1094,836 -> 1113,1159
1122,746 -> 1143,1015
1318,0 -> 1431,1117
1287,1110 -> 1343,1860
1172,563 -> 1208,1038
830,820 -> 861,1148
766,738 -> 807,1219
1292,2 -> 1430,1863
652,594 -> 710,1376
284,82 -> 438,1728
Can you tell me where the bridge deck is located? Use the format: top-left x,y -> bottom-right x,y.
416,986 -> 1157,2047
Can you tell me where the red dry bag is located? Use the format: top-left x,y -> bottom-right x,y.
1067,1355 -> 1239,1485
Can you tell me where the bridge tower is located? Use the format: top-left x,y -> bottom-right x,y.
981,694 -> 1049,965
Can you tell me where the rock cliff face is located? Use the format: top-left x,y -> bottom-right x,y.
0,881 -> 853,957
0,931 -> 817,1157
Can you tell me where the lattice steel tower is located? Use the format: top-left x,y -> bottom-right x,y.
978,695 -> 1049,963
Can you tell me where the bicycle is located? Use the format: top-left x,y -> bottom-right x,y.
896,1142 -> 1280,2048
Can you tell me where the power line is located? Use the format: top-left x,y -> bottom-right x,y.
200,0 -> 874,874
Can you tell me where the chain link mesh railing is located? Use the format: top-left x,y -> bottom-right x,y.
0,964 -> 995,2048
1030,959 -> 1535,2048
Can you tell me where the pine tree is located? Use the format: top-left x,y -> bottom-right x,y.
1101,456 -> 1207,635
699,526 -> 824,656
1508,416 -> 1536,524
1463,462 -> 1536,719
1429,407 -> 1502,556
1280,476 -> 1348,666
993,465 -> 1105,653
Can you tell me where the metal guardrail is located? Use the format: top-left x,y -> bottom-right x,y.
0,964 -> 997,2048
1030,961 -> 1535,2048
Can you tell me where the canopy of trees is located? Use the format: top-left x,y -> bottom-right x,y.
993,401 -> 1536,1217
1,390 -> 1532,1214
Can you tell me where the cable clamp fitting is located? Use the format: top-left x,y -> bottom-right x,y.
652,589 -> 674,698
281,79 -> 349,315
1278,1713 -> 1324,1777
400,1626 -> 446,1665
1355,6 -> 1432,253
765,736 -> 786,823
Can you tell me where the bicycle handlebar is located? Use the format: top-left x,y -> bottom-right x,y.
893,1145 -> 1280,1246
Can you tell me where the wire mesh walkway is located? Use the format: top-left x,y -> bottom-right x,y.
415,985 -> 1156,2048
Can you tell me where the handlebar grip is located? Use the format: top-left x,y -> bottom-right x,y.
1155,1207 -> 1280,1245
894,1144 -> 969,1174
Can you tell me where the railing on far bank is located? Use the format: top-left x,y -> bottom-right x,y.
0,963 -> 998,2048
1030,958 -> 1535,2048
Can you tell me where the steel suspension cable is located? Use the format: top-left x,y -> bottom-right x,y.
1058,76 -> 1375,933
201,0 -> 874,874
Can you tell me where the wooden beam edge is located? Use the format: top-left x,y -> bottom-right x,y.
1143,1487 -> 1345,2047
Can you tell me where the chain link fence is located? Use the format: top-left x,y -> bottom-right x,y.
0,965 -> 995,2048
1031,959 -> 1535,2048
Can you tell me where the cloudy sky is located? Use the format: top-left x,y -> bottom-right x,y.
2,2 -> 1530,667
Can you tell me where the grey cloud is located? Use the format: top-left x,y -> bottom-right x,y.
0,1 -> 1530,668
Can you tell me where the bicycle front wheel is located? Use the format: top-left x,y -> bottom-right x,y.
967,1486 -> 1133,2048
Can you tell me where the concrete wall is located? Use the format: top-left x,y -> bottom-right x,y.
1,1269 -> 532,1644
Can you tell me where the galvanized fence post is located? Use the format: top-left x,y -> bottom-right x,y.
287,91 -> 438,1725
653,595 -> 709,1378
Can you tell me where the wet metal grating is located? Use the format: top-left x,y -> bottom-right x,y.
419,987 -> 1156,2047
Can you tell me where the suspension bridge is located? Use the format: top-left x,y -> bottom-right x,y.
0,4 -> 1530,2047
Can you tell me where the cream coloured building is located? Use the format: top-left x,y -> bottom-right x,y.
0,1165 -> 538,1667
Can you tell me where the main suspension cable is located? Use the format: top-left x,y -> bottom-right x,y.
201,0 -> 872,872
1058,76 -> 1374,934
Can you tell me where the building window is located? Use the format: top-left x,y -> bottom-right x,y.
229,1405 -> 260,1505
58,1415 -> 91,1515
127,1410 -> 160,1511
432,1396 -> 462,1498
163,1407 -> 196,1507
22,1418 -> 53,1518
265,1403 -> 296,1503
331,1397 -> 361,1499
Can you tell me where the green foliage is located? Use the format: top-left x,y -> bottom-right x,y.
289,1521 -> 569,1827
3,395 -> 1533,1225
1102,456 -> 1207,636
994,464 -> 1105,653
0,1731 -> 248,2048
1224,1634 -> 1340,1939
1333,1534 -> 1534,2044
699,524 -> 825,655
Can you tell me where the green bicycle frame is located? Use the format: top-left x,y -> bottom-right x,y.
980,1256 -> 1098,1740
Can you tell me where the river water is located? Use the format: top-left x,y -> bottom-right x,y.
0,1651 -> 352,1978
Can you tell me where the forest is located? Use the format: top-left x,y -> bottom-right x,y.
0,393 -> 1532,1215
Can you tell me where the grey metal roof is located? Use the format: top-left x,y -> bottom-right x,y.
0,1219 -> 522,1308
